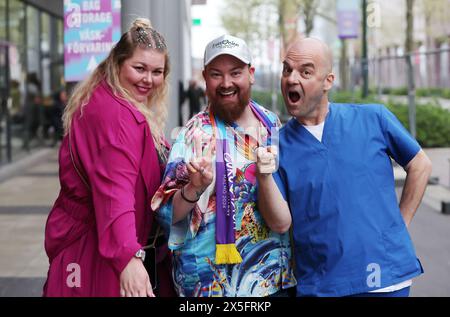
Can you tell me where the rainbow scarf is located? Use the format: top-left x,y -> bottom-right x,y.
209,101 -> 275,264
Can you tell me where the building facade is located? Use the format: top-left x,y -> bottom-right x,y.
0,0 -> 64,165
0,0 -> 192,166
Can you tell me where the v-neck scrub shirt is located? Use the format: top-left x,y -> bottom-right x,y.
273,103 -> 423,297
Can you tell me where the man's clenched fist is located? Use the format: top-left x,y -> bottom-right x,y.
256,145 -> 278,174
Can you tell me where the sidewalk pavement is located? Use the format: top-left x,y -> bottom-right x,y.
380,95 -> 450,111
394,148 -> 450,214
394,149 -> 450,188
0,148 -> 59,296
0,147 -> 449,296
424,148 -> 450,188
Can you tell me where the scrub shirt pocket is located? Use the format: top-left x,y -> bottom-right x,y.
382,224 -> 420,279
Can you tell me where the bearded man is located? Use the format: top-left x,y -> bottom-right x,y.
151,34 -> 296,297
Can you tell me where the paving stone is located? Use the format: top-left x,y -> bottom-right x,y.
0,278 -> 46,297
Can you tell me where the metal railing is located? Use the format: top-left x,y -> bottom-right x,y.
352,47 -> 450,93
0,42 -> 12,164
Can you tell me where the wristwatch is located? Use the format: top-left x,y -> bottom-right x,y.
134,249 -> 146,262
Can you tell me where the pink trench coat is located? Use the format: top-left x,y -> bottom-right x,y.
43,81 -> 175,297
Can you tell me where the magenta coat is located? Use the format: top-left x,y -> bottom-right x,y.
43,81 -> 175,297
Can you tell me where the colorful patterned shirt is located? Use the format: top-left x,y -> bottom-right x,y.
152,102 -> 296,297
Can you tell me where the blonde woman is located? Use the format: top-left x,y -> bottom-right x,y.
43,18 -> 175,297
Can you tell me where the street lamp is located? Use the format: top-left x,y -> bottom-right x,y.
361,0 -> 369,99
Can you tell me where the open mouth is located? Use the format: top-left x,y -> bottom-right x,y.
288,91 -> 301,103
219,90 -> 237,97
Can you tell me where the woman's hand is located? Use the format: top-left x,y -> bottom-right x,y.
119,256 -> 154,297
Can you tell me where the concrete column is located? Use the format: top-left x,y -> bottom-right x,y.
23,0 -> 63,17
121,0 -> 192,140
120,0 -> 151,32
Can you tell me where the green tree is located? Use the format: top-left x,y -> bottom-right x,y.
277,0 -> 320,52
405,0 -> 416,137
220,0 -> 322,55
419,0 -> 449,47
300,0 -> 320,36
220,0 -> 275,48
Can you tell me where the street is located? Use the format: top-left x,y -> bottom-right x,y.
408,198 -> 450,296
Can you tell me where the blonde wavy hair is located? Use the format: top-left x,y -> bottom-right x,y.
62,18 -> 170,154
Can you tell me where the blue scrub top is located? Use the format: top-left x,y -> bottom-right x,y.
273,103 -> 423,297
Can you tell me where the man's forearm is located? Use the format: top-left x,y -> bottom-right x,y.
399,150 -> 432,227
257,173 -> 291,233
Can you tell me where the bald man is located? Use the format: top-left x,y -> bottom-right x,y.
256,38 -> 432,297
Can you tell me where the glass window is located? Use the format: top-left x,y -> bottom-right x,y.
57,18 -> 64,89
50,16 -> 64,93
9,0 -> 26,84
0,0 -> 6,92
2,1 -> 65,161
41,12 -> 51,96
57,18 -> 63,56
9,0 -> 25,46
0,0 -> 6,40
26,5 -> 40,78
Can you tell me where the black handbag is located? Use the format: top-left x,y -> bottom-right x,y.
142,225 -> 163,290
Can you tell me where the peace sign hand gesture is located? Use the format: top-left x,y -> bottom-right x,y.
173,129 -> 216,223
186,129 -> 215,192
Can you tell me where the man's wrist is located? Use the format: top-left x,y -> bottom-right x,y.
256,169 -> 273,179
181,183 -> 206,203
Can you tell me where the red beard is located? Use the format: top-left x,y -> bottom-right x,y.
208,89 -> 251,124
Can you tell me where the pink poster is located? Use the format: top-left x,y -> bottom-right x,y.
64,0 -> 121,82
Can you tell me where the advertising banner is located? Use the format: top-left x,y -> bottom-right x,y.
337,0 -> 360,39
64,0 -> 121,82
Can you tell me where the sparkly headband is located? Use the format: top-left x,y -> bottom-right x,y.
135,27 -> 167,51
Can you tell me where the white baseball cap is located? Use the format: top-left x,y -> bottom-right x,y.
203,34 -> 252,67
